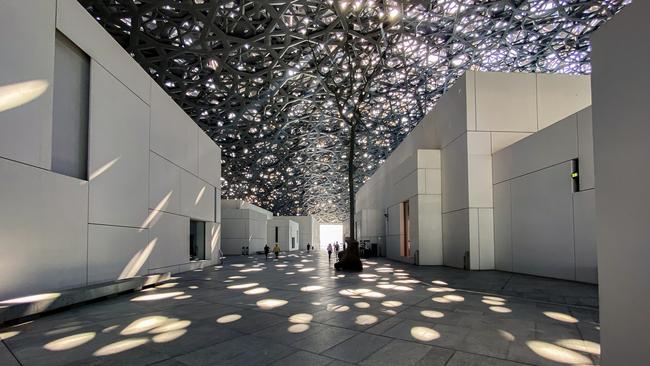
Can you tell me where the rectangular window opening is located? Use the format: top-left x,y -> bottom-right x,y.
400,200 -> 411,257
52,31 -> 89,180
190,220 -> 206,261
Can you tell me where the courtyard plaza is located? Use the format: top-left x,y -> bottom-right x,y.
0,251 -> 599,366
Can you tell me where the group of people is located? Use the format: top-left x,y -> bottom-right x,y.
263,243 -> 281,260
326,241 -> 346,262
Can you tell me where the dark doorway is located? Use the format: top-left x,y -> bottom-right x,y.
190,220 -> 205,261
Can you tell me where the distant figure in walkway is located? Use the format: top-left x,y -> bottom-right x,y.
264,244 -> 270,260
327,243 -> 333,262
306,243 -> 311,252
273,243 -> 281,259
334,242 -> 340,260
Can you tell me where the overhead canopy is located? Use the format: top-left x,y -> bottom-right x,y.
81,0 -> 626,222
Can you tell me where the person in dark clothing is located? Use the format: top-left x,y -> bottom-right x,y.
306,243 -> 311,252
327,243 -> 333,262
264,244 -> 270,260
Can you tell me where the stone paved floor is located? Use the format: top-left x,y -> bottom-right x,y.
0,252 -> 600,366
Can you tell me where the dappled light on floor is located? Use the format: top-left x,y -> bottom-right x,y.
93,338 -> 149,356
152,329 -> 187,343
300,285 -> 324,292
216,314 -> 241,324
1,293 -> 61,304
288,324 -> 310,333
121,316 -> 169,335
421,310 -> 444,319
355,315 -> 378,325
526,340 -> 593,364
131,291 -> 185,302
556,339 -> 601,355
0,251 -> 601,366
289,313 -> 313,324
489,306 -> 512,313
43,332 -> 96,351
544,311 -> 579,323
410,326 -> 440,342
382,300 -> 402,308
256,299 -> 288,310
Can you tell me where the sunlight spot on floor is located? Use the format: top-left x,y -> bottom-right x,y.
217,314 -> 242,324
289,313 -> 313,324
482,299 -> 505,306
94,338 -> 149,356
131,292 -> 185,302
526,340 -> 592,364
0,331 -> 19,340
381,300 -> 402,308
410,326 -> 440,341
443,294 -> 464,302
257,299 -> 288,310
174,295 -> 192,300
149,319 -> 191,334
121,316 -> 168,335
152,329 -> 187,343
355,315 -> 378,325
490,306 -> 512,313
556,339 -> 601,355
432,280 -> 448,285
326,304 -> 350,312
288,324 -> 310,333
543,311 -> 579,324
44,332 -> 96,351
421,310 -> 444,319
301,285 -> 324,292
227,283 -> 259,290
497,329 -> 515,341
244,287 -> 269,295
432,297 -> 451,303
354,302 -> 371,309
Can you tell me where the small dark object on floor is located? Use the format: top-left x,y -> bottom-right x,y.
334,237 -> 363,272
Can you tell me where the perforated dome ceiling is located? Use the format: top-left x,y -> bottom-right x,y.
81,0 -> 627,222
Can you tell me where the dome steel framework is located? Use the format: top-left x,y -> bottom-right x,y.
81,0 -> 627,222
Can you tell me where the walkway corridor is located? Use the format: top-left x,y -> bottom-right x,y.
0,252 -> 600,366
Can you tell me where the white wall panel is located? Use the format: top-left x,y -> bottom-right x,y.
417,195 -> 443,265
490,132 -> 532,154
511,162 -> 575,280
493,115 -> 578,183
149,152 -> 181,214
150,84 -> 199,174
493,182 -> 512,271
56,0 -> 150,102
475,72 -> 537,132
0,0 -> 55,169
88,62 -> 149,228
442,209 -> 469,269
591,3 -> 650,362
573,190 -> 597,283
478,208 -> 495,270
148,211 -> 189,270
87,225 -> 150,284
0,158 -> 87,299
181,170 -> 215,221
467,132 -> 493,208
577,107 -> 595,190
198,130 -> 221,187
536,74 -> 591,130
442,134 -> 468,213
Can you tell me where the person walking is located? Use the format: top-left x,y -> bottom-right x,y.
327,243 -> 333,262
273,243 -> 281,259
306,243 -> 311,253
264,244 -> 270,260
334,242 -> 340,260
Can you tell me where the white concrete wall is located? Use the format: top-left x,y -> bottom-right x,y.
356,149 -> 442,265
356,71 -> 591,271
591,2 -> 650,364
0,0 -> 222,299
221,199 -> 272,255
492,108 -> 596,283
283,216 -> 320,250
268,218 -> 300,252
